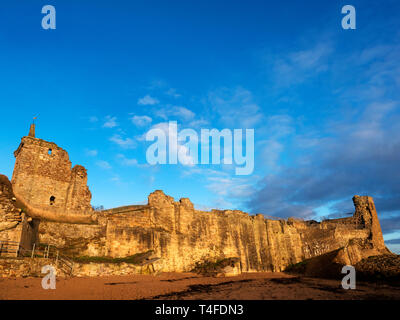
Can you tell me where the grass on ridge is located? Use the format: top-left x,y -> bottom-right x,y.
72,250 -> 154,264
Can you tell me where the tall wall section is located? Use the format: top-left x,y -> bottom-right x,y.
11,135 -> 93,216
102,190 -> 387,273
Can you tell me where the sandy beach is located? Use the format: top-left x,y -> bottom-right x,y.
1,272 -> 399,300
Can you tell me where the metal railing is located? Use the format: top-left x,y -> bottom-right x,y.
0,241 -> 74,276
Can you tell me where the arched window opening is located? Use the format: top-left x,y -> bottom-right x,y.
50,196 -> 55,205
48,149 -> 52,155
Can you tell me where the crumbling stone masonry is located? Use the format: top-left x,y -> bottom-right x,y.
12,124 -> 93,217
0,175 -> 39,257
0,124 -> 392,273
100,190 -> 390,273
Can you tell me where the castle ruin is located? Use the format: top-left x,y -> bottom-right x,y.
12,124 -> 93,217
0,124 -> 391,274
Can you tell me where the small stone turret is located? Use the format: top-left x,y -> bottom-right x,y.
353,195 -> 386,251
28,123 -> 35,138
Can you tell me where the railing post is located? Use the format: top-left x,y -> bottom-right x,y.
55,251 -> 59,266
31,243 -> 35,258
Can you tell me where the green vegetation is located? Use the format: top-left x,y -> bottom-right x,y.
191,257 -> 240,276
72,250 -> 154,265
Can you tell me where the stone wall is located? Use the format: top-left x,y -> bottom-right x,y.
101,190 -> 387,273
0,257 -> 68,278
2,164 -> 389,274
1,128 -> 390,277
38,221 -> 106,257
0,257 -> 155,278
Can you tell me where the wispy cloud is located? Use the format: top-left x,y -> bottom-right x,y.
131,115 -> 152,127
116,154 -> 138,166
154,106 -> 196,122
85,149 -> 98,157
208,87 -> 263,128
109,134 -> 136,149
166,88 -> 181,98
103,116 -> 118,128
264,42 -> 333,88
138,95 -> 159,105
247,101 -> 400,221
207,176 -> 254,199
188,118 -> 209,128
183,167 -> 256,210
96,160 -> 112,170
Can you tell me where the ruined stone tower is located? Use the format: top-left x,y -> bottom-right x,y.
11,123 -> 93,217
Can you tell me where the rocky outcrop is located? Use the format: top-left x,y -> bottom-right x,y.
0,175 -> 39,256
0,175 -> 20,232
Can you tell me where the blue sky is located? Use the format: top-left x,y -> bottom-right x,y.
0,0 -> 399,253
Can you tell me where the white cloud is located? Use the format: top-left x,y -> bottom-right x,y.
265,42 -> 333,88
109,134 -> 136,149
183,167 -> 256,210
154,106 -> 196,122
131,115 -> 152,127
103,116 -> 118,128
138,95 -> 159,105
188,119 -> 209,128
208,87 -> 263,128
265,114 -> 295,138
258,139 -> 283,169
96,160 -> 111,170
207,176 -> 254,198
85,149 -> 98,157
116,154 -> 138,166
166,88 -> 181,98
111,176 -> 120,182
174,106 -> 195,121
